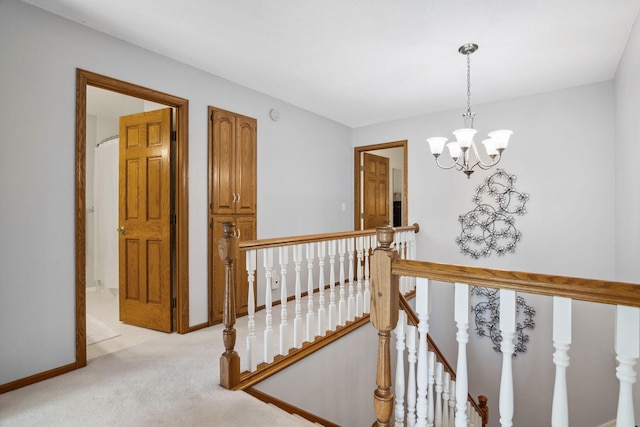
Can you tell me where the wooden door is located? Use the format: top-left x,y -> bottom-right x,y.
234,115 -> 257,215
211,108 -> 236,215
119,108 -> 173,332
234,215 -> 256,316
363,152 -> 390,229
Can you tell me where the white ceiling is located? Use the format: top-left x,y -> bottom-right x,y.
21,0 -> 640,127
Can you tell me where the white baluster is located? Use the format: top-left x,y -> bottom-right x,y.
407,324 -> 418,427
347,238 -> 355,321
454,283 -> 469,427
305,243 -> 315,342
338,239 -> 347,326
399,232 -> 408,294
442,372 -> 451,427
246,250 -> 257,371
278,246 -> 289,355
292,245 -> 303,348
328,240 -> 337,330
615,305 -> 640,427
408,232 -> 416,291
395,310 -> 407,427
363,235 -> 371,314
428,351 -> 435,427
467,402 -> 475,427
499,289 -> 516,427
416,277 -> 430,427
435,362 -> 443,427
551,296 -> 571,427
317,241 -> 326,336
449,380 -> 456,427
263,248 -> 274,363
355,236 -> 364,317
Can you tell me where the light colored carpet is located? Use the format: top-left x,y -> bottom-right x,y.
0,324 -> 315,427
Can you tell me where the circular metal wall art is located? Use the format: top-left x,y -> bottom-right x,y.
456,168 -> 529,259
471,286 -> 536,355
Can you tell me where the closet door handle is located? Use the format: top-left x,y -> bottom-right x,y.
232,193 -> 237,203
236,193 -> 240,203
236,229 -> 241,239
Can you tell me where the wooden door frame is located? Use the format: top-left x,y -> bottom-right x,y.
75,69 -> 190,369
354,140 -> 408,230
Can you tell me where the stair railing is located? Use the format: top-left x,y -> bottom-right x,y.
396,294 -> 488,427
370,224 -> 640,427
219,222 -> 420,390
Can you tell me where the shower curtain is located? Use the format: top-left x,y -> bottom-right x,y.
93,137 -> 119,292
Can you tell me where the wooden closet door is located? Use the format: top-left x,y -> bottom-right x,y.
235,115 -> 257,215
212,109 -> 236,215
234,215 -> 256,316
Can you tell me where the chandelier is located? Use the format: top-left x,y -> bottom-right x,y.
427,43 -> 513,179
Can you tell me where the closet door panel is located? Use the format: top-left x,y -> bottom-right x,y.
235,115 -> 257,215
235,215 -> 256,316
212,109 -> 236,214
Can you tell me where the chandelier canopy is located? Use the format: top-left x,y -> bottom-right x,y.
427,43 -> 513,179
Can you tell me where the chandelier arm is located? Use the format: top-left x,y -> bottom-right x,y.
471,153 -> 503,171
433,156 -> 465,171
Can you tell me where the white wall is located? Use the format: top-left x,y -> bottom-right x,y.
0,0 -> 353,386
255,322 -> 380,427
353,82 -> 619,427
615,8 -> 640,285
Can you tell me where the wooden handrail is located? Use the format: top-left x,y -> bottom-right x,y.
238,223 -> 420,251
392,259 -> 640,308
399,292 -> 419,326
220,223 -> 420,392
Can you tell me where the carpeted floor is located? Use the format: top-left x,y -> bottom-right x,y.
0,323 -> 315,427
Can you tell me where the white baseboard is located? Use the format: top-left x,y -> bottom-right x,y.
597,420 -> 615,427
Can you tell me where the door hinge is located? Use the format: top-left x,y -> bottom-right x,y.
171,130 -> 177,142
360,213 -> 364,219
171,298 -> 177,309
360,165 -> 364,172
171,214 -> 177,225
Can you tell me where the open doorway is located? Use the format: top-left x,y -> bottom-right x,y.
85,88 -> 172,359
75,69 -> 190,369
354,141 -> 408,230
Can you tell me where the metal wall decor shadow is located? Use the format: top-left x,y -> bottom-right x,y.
470,286 -> 536,355
456,168 -> 529,259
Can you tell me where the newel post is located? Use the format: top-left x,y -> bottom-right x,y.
371,225 -> 400,427
219,222 -> 240,389
478,395 -> 489,426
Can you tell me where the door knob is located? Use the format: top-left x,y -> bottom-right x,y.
117,226 -> 125,234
